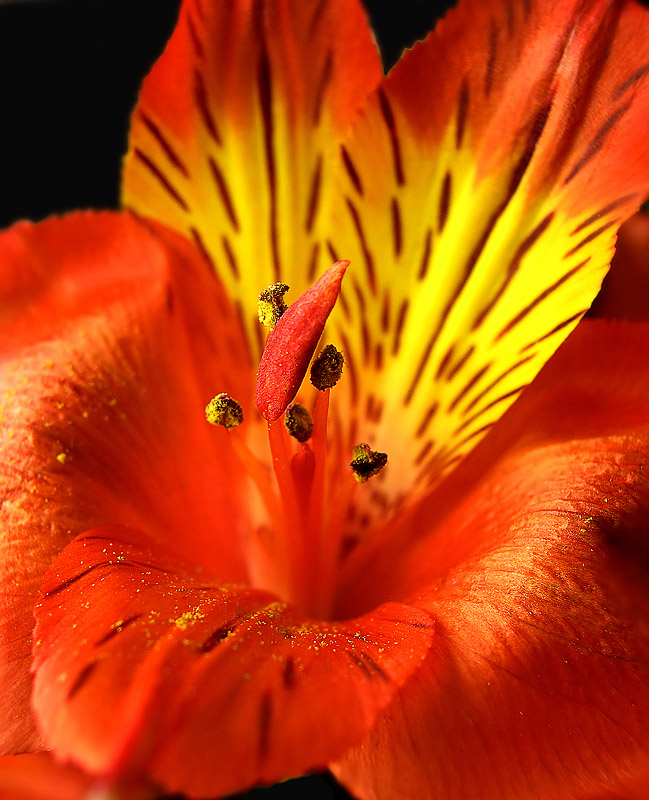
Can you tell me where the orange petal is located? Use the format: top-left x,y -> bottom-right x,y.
324,0 -> 649,521
32,527 -> 434,798
334,430 -> 649,799
122,0 -> 382,355
0,212 -> 250,753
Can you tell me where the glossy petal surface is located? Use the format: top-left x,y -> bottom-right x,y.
32,528 -> 433,797
338,320 -> 649,609
326,0 -> 649,520
123,0 -> 649,530
0,212 -> 251,752
0,754 -> 96,800
334,321 -> 649,799
123,0 -> 382,354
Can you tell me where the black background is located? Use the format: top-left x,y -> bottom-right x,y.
0,1 -> 451,799
0,0 -> 455,229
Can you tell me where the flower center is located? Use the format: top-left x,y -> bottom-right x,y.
206,263 -> 387,618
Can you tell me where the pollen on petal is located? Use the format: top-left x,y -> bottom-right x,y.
255,261 -> 348,422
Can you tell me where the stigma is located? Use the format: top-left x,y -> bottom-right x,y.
255,261 -> 348,422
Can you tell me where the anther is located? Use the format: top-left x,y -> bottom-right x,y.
284,403 -> 314,442
205,393 -> 244,429
350,443 -> 387,483
258,282 -> 290,330
310,344 -> 344,391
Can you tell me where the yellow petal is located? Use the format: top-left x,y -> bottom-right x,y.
122,0 -> 382,354
324,0 -> 649,518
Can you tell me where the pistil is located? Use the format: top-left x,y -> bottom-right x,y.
205,263 -> 388,618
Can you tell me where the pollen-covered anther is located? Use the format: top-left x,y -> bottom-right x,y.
205,393 -> 244,429
310,344 -> 344,391
284,403 -> 314,442
350,443 -> 388,483
258,282 -> 290,330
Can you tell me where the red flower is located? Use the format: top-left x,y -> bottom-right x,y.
2,1 -> 649,798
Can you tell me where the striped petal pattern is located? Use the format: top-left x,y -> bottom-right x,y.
123,0 -> 382,356
123,0 -> 649,531
324,0 -> 649,524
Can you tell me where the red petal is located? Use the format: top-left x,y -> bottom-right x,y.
379,0 -> 649,213
591,212 -> 649,321
32,527 -> 433,798
0,753 -> 155,800
255,260 -> 347,421
0,754 -> 93,800
335,433 -> 649,799
0,212 -> 250,752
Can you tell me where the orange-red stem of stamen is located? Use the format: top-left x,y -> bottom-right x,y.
265,388 -> 355,618
267,417 -> 313,604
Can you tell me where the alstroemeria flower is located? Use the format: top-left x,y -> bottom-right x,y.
2,0 -> 649,798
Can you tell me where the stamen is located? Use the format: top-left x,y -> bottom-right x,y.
205,393 -> 244,428
256,261 -> 348,421
310,344 -> 344,390
267,417 -> 307,600
350,443 -> 388,483
258,282 -> 290,330
308,387 -> 330,529
284,403 -> 314,442
291,445 -> 316,516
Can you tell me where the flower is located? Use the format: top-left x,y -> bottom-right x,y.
2,0 -> 649,798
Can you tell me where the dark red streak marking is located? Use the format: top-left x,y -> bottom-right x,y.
134,149 -> 189,212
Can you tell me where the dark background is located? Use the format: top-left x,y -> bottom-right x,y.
0,0 -> 455,230
0,1 -> 452,798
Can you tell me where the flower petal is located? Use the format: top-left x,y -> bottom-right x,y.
325,0 -> 649,516
0,752 -> 157,800
334,432 -> 649,799
32,527 -> 434,798
338,319 -> 649,611
122,0 -> 382,355
0,212 -> 251,752
0,754 -> 96,800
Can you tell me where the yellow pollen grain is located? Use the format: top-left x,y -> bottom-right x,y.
56,452 -> 68,464
174,608 -> 206,630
